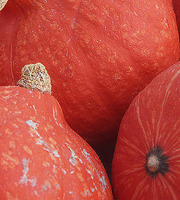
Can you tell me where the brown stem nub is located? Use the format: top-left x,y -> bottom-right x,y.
147,155 -> 159,173
145,146 -> 169,179
0,0 -> 8,11
18,63 -> 51,94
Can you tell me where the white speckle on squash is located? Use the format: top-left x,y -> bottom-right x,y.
93,182 -> 98,191
52,150 -> 60,158
36,138 -> 43,145
84,190 -> 87,196
19,159 -> 37,187
26,120 -> 39,129
61,169 -> 67,174
86,169 -> 93,179
41,182 -> 51,191
26,121 -> 60,158
32,105 -> 37,114
91,188 -> 95,192
36,138 -> 60,158
28,128 -> 60,158
97,174 -> 107,191
23,145 -> 32,155
83,149 -> 107,191
82,149 -> 92,164
53,106 -> 58,122
43,148 -> 50,152
82,149 -> 90,156
68,147 -> 77,166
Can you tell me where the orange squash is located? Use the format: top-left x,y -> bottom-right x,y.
112,61 -> 180,199
0,63 -> 113,199
0,0 -> 179,150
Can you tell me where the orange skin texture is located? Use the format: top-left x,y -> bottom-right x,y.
0,86 -> 113,200
112,61 -> 180,200
0,0 -> 179,150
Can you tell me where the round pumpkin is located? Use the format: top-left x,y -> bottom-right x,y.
111,61 -> 180,199
0,0 -> 179,150
0,63 -> 113,199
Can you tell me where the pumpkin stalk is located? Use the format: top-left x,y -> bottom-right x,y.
145,146 -> 169,178
0,0 -> 8,11
147,155 -> 159,173
17,63 -> 52,94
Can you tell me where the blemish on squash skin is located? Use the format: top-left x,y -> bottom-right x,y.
49,152 -> 59,163
19,159 -> 37,187
70,170 -> 74,174
91,187 -> 95,192
68,147 -> 77,166
86,169 -> 94,179
69,191 -> 73,194
23,145 -> 33,155
77,172 -> 85,182
32,105 -> 37,115
1,152 -> 19,170
26,120 -> 60,159
82,149 -> 107,191
51,149 -> 60,158
26,120 -> 39,129
55,183 -> 60,190
12,123 -> 19,128
42,161 -> 50,167
93,182 -> 98,191
82,182 -> 92,197
61,169 -> 67,174
82,149 -> 90,156
41,182 -> 51,191
14,110 -> 22,114
3,107 -> 8,111
52,164 -> 58,174
49,137 -> 57,145
84,190 -> 88,196
34,191 -> 38,196
97,173 -> 107,191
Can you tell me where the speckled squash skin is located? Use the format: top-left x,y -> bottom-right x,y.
112,61 -> 180,200
0,0 -> 179,150
0,86 -> 113,200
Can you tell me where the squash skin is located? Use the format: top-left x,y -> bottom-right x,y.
0,0 -> 179,149
112,61 -> 180,200
0,86 -> 113,200
173,0 -> 180,40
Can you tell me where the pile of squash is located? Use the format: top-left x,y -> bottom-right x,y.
0,0 -> 180,199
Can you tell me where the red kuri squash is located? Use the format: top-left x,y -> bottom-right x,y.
0,63 -> 113,199
112,61 -> 180,199
0,0 -> 179,150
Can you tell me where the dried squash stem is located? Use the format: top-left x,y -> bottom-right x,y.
18,63 -> 51,94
